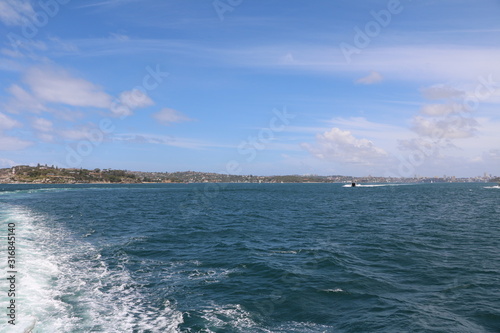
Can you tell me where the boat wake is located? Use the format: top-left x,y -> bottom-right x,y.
342,184 -> 408,188
0,204 -> 183,333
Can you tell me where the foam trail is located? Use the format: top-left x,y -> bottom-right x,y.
1,204 -> 184,333
23,318 -> 36,333
342,183 -> 409,188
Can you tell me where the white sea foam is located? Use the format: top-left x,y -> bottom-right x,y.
197,303 -> 338,333
0,204 -> 184,333
200,303 -> 257,332
484,185 -> 500,189
323,288 -> 344,293
271,250 -> 298,254
187,268 -> 234,284
342,183 -> 409,188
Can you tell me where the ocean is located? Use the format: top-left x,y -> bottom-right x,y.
0,182 -> 499,333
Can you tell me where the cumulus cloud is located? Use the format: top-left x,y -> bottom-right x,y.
109,89 -> 155,117
153,108 -> 192,125
355,71 -> 383,85
5,66 -> 128,119
118,89 -> 154,110
411,115 -> 478,139
15,67 -> 156,117
303,127 -> 388,164
0,0 -> 35,26
2,65 -> 159,147
24,67 -> 112,108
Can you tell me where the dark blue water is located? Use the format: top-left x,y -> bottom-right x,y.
1,183 -> 499,332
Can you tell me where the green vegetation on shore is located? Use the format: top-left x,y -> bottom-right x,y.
0,164 -> 497,184
0,165 -> 139,184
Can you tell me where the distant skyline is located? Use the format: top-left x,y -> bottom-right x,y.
1,0 -> 499,177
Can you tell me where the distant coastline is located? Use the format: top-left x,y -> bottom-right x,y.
0,164 -> 498,185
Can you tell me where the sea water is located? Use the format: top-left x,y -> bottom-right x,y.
0,183 -> 499,332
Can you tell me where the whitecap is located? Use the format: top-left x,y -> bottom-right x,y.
323,288 -> 344,293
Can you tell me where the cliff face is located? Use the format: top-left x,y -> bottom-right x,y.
0,168 -> 15,183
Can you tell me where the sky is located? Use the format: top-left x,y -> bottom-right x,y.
0,0 -> 499,177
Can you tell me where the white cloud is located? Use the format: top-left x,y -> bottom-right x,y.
5,84 -> 47,113
0,135 -> 32,150
420,104 -> 466,117
5,67 -> 115,116
31,117 -> 53,132
421,85 -> 465,100
77,0 -> 141,9
48,37 -> 79,53
108,89 -> 155,117
59,127 -> 93,141
208,44 -> 500,83
355,71 -> 383,85
483,149 -> 500,162
328,117 -> 402,133
153,108 -> 192,125
282,52 -> 295,64
1,39 -> 47,58
411,115 -> 478,139
339,46 -> 500,82
36,133 -> 54,142
0,112 -> 31,151
0,112 -> 20,130
109,33 -> 130,41
113,133 -> 217,150
397,137 -> 453,155
0,158 -> 16,167
326,117 -> 411,151
303,127 -> 388,164
118,89 -> 154,110
24,67 -> 112,108
0,0 -> 35,26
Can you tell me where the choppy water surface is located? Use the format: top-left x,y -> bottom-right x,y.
0,183 -> 499,332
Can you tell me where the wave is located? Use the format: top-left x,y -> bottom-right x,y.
184,303 -> 336,332
484,185 -> 500,189
0,188 -> 74,196
0,204 -> 183,333
322,288 -> 345,293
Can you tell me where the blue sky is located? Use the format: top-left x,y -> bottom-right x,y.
1,0 -> 500,177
